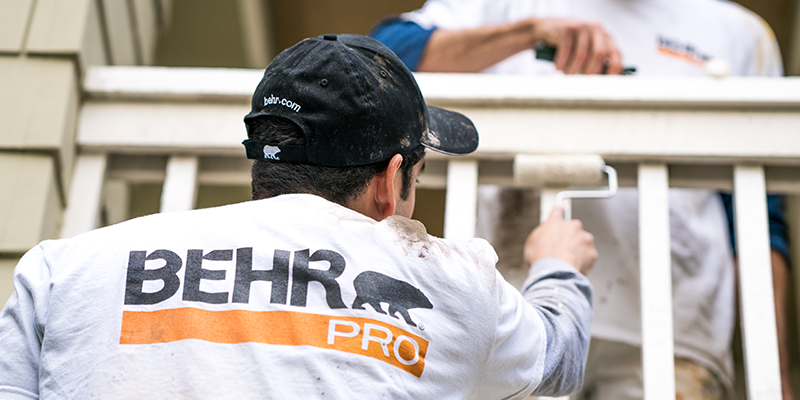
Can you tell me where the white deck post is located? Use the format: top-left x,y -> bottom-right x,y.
103,179 -> 130,225
61,154 -> 108,238
443,159 -> 478,240
160,156 -> 199,213
637,163 -> 675,400
733,165 -> 782,400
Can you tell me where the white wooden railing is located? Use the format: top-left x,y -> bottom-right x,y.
68,66 -> 800,400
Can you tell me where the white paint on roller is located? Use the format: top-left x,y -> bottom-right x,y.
514,154 -> 604,187
515,154 -> 615,220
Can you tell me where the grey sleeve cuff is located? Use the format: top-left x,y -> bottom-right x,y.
523,258 -> 593,397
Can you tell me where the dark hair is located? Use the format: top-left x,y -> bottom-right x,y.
248,117 -> 425,206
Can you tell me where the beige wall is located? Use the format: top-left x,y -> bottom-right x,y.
0,0 -> 167,306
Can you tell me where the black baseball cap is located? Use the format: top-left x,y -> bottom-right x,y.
243,33 -> 478,167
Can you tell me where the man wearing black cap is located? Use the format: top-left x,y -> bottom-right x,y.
0,34 -> 596,399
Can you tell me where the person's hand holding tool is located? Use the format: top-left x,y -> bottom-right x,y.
529,18 -> 623,75
523,207 -> 598,274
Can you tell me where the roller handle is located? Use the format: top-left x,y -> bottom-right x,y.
534,43 -> 637,75
534,42 -> 557,62
556,165 -> 618,220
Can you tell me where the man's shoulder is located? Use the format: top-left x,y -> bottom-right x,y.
28,195 -> 355,274
378,215 -> 499,273
701,0 -> 782,75
694,0 -> 772,28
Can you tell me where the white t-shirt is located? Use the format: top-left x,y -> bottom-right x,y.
0,194 -> 592,399
405,0 -> 782,77
403,0 -> 782,391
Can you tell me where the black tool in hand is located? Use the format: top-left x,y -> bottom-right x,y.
535,42 -> 636,75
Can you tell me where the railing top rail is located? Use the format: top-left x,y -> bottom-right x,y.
417,74 -> 800,109
85,66 -> 800,109
84,66 -> 260,102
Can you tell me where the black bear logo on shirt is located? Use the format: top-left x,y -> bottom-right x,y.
352,271 -> 433,327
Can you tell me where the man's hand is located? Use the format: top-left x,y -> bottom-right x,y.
530,17 -> 623,75
417,17 -> 623,74
523,207 -> 598,274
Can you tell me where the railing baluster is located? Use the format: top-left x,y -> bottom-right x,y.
160,156 -> 199,213
733,164 -> 782,400
61,154 -> 108,238
638,163 -> 675,400
443,159 -> 478,240
103,179 -> 130,225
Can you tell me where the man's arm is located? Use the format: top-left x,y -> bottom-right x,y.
371,18 -> 623,74
522,259 -> 593,396
370,18 -> 437,72
0,245 -> 49,399
468,208 -> 596,398
523,208 -> 596,396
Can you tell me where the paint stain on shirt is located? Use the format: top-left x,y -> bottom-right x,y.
385,216 -> 431,258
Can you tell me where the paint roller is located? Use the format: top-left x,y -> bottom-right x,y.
513,154 -> 618,220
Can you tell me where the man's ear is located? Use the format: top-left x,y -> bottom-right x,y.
374,154 -> 404,220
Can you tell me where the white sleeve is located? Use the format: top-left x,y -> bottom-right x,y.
732,6 -> 783,77
751,18 -> 783,77
0,244 -> 53,399
401,0 -> 517,29
469,258 -> 593,399
522,259 -> 593,396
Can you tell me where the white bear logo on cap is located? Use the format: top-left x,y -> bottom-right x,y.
263,145 -> 281,160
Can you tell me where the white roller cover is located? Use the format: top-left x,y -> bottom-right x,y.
513,154 -> 605,187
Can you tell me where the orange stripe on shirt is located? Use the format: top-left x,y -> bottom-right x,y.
658,46 -> 705,66
120,308 -> 429,377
